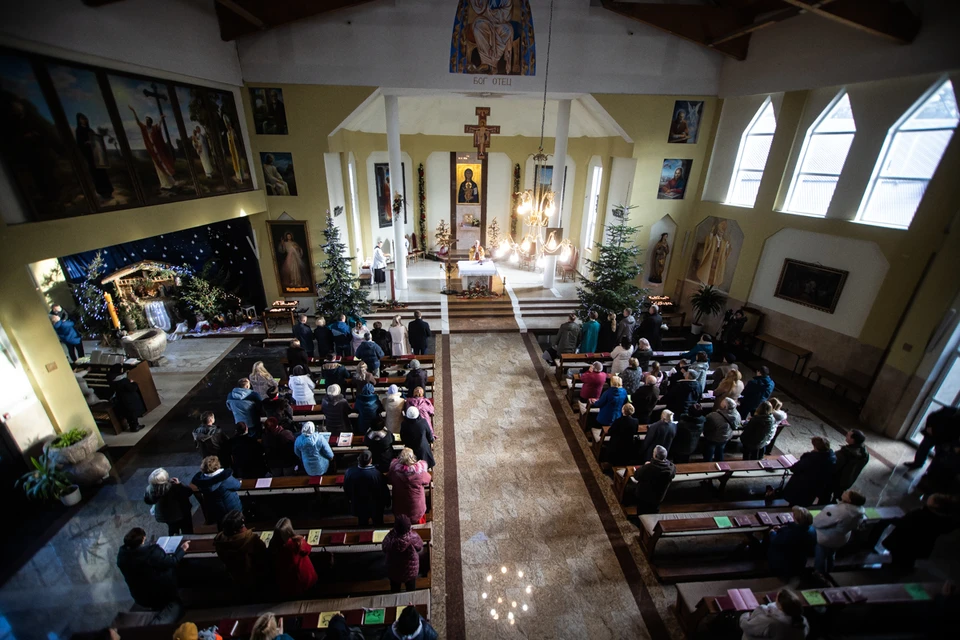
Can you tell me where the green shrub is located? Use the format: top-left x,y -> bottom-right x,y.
51,428 -> 89,449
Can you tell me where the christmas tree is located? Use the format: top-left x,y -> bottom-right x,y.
316,213 -> 370,320
487,218 -> 502,251
73,251 -> 111,337
577,204 -> 646,318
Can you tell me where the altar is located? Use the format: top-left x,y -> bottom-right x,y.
457,259 -> 498,290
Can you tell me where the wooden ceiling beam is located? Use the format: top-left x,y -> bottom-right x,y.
779,0 -> 920,43
216,0 -> 267,30
709,0 -> 839,45
213,0 -> 378,41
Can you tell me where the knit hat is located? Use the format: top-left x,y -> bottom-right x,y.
301,421 -> 315,435
387,384 -> 399,395
410,359 -> 421,370
405,406 -> 420,419
361,382 -> 376,395
327,384 -> 341,396
173,623 -> 199,640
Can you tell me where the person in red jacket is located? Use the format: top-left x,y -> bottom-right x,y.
388,448 -> 432,523
268,517 -> 317,597
381,514 -> 424,592
579,361 -> 607,404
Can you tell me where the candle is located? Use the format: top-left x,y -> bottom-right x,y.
104,293 -> 121,330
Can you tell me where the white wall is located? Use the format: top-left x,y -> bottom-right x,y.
237,0 -> 722,95
425,152 -> 450,251
719,0 -> 960,97
324,152 -> 350,258
0,322 -> 56,452
603,157 -> 638,231
0,0 -> 243,86
747,229 -> 889,338
487,152 -> 513,247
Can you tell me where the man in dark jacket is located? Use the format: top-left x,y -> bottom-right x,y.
286,339 -> 311,370
643,411 -> 678,462
907,406 -> 960,469
401,406 -> 436,468
546,314 -> 580,365
832,429 -> 869,502
404,361 -> 429,394
330,314 -> 352,356
355,332 -> 386,377
51,314 -> 84,362
116,527 -> 189,624
214,510 -> 270,589
109,364 -> 145,432
627,445 -> 676,514
671,412 -> 706,463
663,370 -> 700,416
882,493 -> 960,573
321,384 -> 352,432
631,375 -> 660,424
314,317 -> 334,359
292,314 -> 315,357
408,310 -> 432,355
229,422 -> 267,479
738,367 -> 775,418
344,450 -> 388,525
782,436 -> 837,506
372,321 -> 393,357
262,386 -> 294,429
634,304 -> 663,350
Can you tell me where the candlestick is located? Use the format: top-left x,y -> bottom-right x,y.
104,293 -> 121,330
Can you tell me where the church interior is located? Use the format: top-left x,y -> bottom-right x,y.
1,0 -> 959,638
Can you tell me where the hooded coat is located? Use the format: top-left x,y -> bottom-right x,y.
739,375 -> 775,416
607,415 -> 640,466
405,397 -> 435,436
192,425 -> 228,463
634,312 -> 663,350
388,458 -> 432,522
400,415 -> 436,469
578,319 -> 600,354
314,324 -> 334,358
629,458 -> 676,511
273,536 -> 317,597
739,414 -> 777,451
344,462 -> 389,520
620,366 -> 644,396
630,384 -> 660,424
782,448 -> 837,506
365,428 -> 397,473
116,542 -> 185,609
144,482 -> 194,525
213,527 -> 270,587
813,502 -> 865,549
191,468 -> 242,526
355,384 -> 384,433
356,339 -> 385,373
642,419 -> 678,462
288,374 -> 316,406
663,379 -> 700,416
833,443 -> 870,496
322,393 -> 352,433
681,339 -> 714,362
615,314 -> 636,344
404,368 -> 428,394
294,431 -> 334,476
703,407 -> 741,443
553,320 -> 581,354
52,318 -> 82,345
689,361 -> 711,395
292,321 -> 315,356
671,413 -> 706,458
594,386 -> 627,426
579,370 -> 607,402
382,529 -> 424,584
226,387 -> 262,429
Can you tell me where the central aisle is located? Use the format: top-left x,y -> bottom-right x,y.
448,333 -> 649,639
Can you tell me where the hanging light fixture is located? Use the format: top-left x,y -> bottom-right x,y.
498,0 -> 572,270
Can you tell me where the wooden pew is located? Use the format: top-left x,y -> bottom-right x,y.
180,526 -> 432,559
194,511 -> 434,535
235,475 -> 433,500
554,350 -> 687,384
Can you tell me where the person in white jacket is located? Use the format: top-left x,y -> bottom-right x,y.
812,489 -> 866,573
288,365 -> 316,406
739,588 -> 809,640
609,337 -> 635,376
382,384 -> 406,433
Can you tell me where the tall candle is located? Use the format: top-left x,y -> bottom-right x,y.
104,293 -> 121,330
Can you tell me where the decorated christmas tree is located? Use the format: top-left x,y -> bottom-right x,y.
316,212 -> 370,320
73,251 -> 111,338
487,218 -> 502,251
577,204 -> 646,318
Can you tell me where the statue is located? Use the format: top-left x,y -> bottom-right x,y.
696,220 -> 732,287
649,232 -> 670,283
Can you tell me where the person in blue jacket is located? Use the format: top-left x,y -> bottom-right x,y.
355,382 -> 384,433
579,310 -> 601,354
293,421 -> 334,476
594,376 -> 628,427
191,456 -> 242,529
330,313 -> 352,357
767,506 -> 816,579
681,334 -> 714,361
226,378 -> 263,437
738,366 -> 775,418
51,314 -> 84,362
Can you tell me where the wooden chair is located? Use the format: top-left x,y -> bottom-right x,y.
556,246 -> 579,282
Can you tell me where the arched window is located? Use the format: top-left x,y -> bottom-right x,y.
726,97 -> 776,207
783,92 -> 856,217
857,79 -> 958,229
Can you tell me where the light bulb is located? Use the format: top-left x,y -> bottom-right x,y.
511,601 -> 517,608
510,252 -> 520,264
517,570 -> 524,578
501,566 -> 507,573
522,604 -> 529,611
520,238 -> 531,252
560,246 -> 571,262
508,612 -> 514,620
526,585 -> 532,594
486,575 -> 493,582
509,619 -> 515,625
536,255 -> 545,268
497,597 -> 503,603
482,592 -> 487,599
490,609 -> 497,617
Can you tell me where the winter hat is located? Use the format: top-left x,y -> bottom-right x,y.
410,359 -> 421,370
301,421 -> 316,435
405,406 -> 420,420
173,623 -> 199,640
387,384 -> 399,395
361,382 -> 376,395
327,384 -> 341,396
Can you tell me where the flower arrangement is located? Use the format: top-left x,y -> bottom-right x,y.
511,164 -> 521,238
418,164 -> 427,252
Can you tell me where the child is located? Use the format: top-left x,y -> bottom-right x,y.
193,411 -> 227,463
812,489 -> 866,573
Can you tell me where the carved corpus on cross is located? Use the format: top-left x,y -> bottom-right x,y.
464,107 -> 500,159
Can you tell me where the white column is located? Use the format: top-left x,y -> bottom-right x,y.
543,99 -> 571,289
385,95 -> 408,290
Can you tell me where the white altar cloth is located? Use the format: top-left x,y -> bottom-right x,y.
458,260 -> 497,290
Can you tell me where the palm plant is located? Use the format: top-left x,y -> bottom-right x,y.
16,455 -> 71,502
690,285 -> 725,329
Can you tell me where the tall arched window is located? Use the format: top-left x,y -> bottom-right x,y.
726,97 -> 776,207
857,79 -> 958,229
783,92 -> 856,217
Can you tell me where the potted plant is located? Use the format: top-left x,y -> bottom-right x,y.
16,455 -> 80,506
689,285 -> 725,336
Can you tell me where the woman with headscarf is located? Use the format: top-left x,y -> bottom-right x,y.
383,384 -> 406,433
404,386 -> 436,438
381,514 -> 424,592
293,422 -> 334,477
400,406 -> 435,468
321,384 -> 352,433
388,448 -> 432,523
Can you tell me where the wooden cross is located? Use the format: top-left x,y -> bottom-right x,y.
464,107 -> 500,159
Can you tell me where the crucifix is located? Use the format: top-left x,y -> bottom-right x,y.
143,83 -> 174,157
464,107 -> 500,159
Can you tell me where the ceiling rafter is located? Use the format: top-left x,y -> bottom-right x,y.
211,0 -> 378,41
779,0 -> 920,43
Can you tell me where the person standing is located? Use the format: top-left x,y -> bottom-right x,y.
356,383 -> 385,434
626,445 -> 676,514
408,310 -> 432,356
226,378 -> 263,437
229,423 -> 267,480
906,405 -> 960,470
635,304 -> 663,350
268,517 -> 317,598
292,315 -> 315,358
607,404 -> 640,466
813,490 -> 866,573
400,406 -> 435,468
381,514 -> 424,592
144,468 -> 195,535
701,398 -> 740,462
248,361 -> 276,400
191,456 -> 242,528
372,320 -> 393,356
116,527 -> 189,625
262,417 -> 298,478
782,437 -> 837,506
739,401 -> 777,461
643,410 -> 678,462
405,386 -> 436,438
288,365 -> 316,407
579,311 -> 601,354
355,332 -> 385,378
631,374 -> 660,424
597,312 -> 618,353
51,314 -> 84,362
109,364 -> 145,432
389,316 -> 410,356
881,493 -> 960,573
321,384 -> 352,433
670,411 -> 706,464
388,449 -> 432,523
739,589 -> 809,640
404,360 -> 429,394
294,422 -> 334,477
286,339 -> 311,371
832,429 -> 870,502
767,507 -> 816,580
610,337 -> 635,376
329,314 -> 352,357
372,240 -> 388,299
713,369 -> 744,409
546,314 -> 581,366
214,510 -> 271,589
344,450 -> 388,525
594,376 -> 627,428
615,308 -> 636,345
738,367 -> 775,418
314,317 -> 334,360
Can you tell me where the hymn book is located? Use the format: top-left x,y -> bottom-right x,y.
363,608 -> 386,625
255,478 -> 272,488
372,530 -> 389,543
317,611 -> 340,628
337,432 -> 353,447
259,531 -> 274,544
156,535 -> 182,554
307,529 -> 322,545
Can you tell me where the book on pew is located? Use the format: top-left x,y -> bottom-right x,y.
727,589 -> 747,611
824,590 -> 849,605
904,584 -> 931,601
756,512 -> 775,526
758,459 -> 779,469
777,513 -> 795,524
336,432 -> 353,447
844,587 -> 866,603
779,454 -> 799,467
255,477 -> 272,488
364,608 -> 386,625
396,605 -> 408,620
716,462 -> 732,471
335,474 -> 345,485
733,516 -> 755,527
307,529 -> 322,545
357,531 -> 375,543
864,507 -> 881,520
156,535 -> 182,554
801,590 -> 827,606
739,589 -> 760,610
308,476 -> 322,486
259,531 -> 274,545
714,596 -> 736,611
372,530 -> 389,543
317,611 -> 341,628
714,516 -> 734,528
327,532 -> 347,544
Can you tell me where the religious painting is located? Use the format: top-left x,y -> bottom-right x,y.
174,85 -> 228,195
374,162 -> 407,228
260,152 -> 298,196
46,63 -> 137,209
668,100 -> 704,144
267,220 -> 315,295
657,158 -> 693,200
206,89 -> 254,191
248,87 -> 288,135
0,52 -> 90,221
534,164 -> 567,203
774,259 -> 849,314
450,0 -> 536,76
456,162 -> 482,205
107,73 -> 197,203
645,214 -> 677,288
686,216 -> 744,294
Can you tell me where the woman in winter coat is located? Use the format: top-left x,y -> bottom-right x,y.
813,490 -> 866,573
607,403 -> 640,466
405,387 -> 436,438
620,358 -> 644,398
288,365 -> 316,406
738,367 -> 775,418
381,514 -> 424,592
579,361 -> 607,403
739,401 -> 777,460
767,507 -> 816,579
365,424 -> 397,473
597,312 -> 618,353
355,383 -> 384,434
351,361 -> 378,397
144,468 -> 194,535
382,384 -> 406,434
688,352 -> 711,396
249,361 -> 277,400
389,316 -> 410,356
713,369 -> 744,410
268,517 -> 317,597
262,417 -> 298,477
321,384 -> 352,433
680,335 -> 714,362
739,588 -> 809,640
381,606 -> 439,640
832,429 -> 869,502
609,337 -> 635,376
642,410 -> 678,462
633,338 -> 654,370
404,359 -> 429,393
782,436 -> 837,506
294,422 -> 334,477
262,386 -> 294,430
388,448 -> 432,523
594,376 -> 628,427
631,374 -> 660,424
400,406 -> 436,468
701,398 -> 741,462
670,412 -> 706,464
191,456 -> 242,528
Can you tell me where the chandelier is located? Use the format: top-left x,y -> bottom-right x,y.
494,0 -> 571,270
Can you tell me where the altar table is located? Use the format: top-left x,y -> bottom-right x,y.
457,259 -> 497,290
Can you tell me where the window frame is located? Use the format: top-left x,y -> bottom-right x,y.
725,96 -> 776,208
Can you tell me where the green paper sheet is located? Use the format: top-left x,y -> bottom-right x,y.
802,590 -> 827,606
714,516 -> 733,528
904,584 -> 931,600
864,507 -> 881,520
809,510 -> 821,518
364,608 -> 386,625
